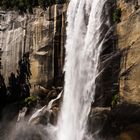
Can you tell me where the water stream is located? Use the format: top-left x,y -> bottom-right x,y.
0,0 -> 110,139
57,0 -> 107,140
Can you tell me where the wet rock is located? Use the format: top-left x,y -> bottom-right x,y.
31,86 -> 50,96
116,124 -> 140,140
17,107 -> 28,122
28,106 -> 50,125
47,88 -> 63,104
87,107 -> 111,137
47,90 -> 58,101
28,90 -> 62,125
94,0 -> 120,107
100,103 -> 140,139
49,107 -> 60,125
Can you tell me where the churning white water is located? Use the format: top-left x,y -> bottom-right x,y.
57,0 -> 107,140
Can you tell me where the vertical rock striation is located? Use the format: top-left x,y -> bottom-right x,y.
117,0 -> 140,103
0,4 -> 67,87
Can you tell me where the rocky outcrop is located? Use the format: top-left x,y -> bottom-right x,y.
117,0 -> 140,103
90,1 -> 140,139
87,107 -> 111,138
87,104 -> 140,140
0,4 -> 67,88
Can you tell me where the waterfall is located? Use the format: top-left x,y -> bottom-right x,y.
57,0 -> 107,140
28,90 -> 63,124
47,90 -> 63,110
0,1 -> 111,139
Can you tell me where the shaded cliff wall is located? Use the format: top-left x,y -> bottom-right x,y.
0,4 -> 67,87
93,0 -> 121,107
117,0 -> 140,103
93,0 -> 140,106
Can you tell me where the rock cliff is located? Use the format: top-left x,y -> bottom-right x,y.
1,1 -> 140,140
0,4 -> 67,88
89,1 -> 140,139
117,0 -> 140,103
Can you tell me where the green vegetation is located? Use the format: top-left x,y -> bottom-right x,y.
24,95 -> 38,106
111,94 -> 119,108
0,0 -> 67,12
113,8 -> 122,23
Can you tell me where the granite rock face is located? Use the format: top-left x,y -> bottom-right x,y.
117,0 -> 140,103
0,4 -> 67,88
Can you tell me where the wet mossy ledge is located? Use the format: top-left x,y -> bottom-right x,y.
0,0 -> 68,13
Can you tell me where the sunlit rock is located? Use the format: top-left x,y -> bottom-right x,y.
0,4 -> 67,88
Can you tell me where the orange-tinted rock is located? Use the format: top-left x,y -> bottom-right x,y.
117,0 -> 140,103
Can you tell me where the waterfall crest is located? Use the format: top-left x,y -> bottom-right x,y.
57,0 -> 108,140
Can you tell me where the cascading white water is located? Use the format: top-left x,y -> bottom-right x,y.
57,0 -> 107,140
28,91 -> 63,124
0,1 -> 111,139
